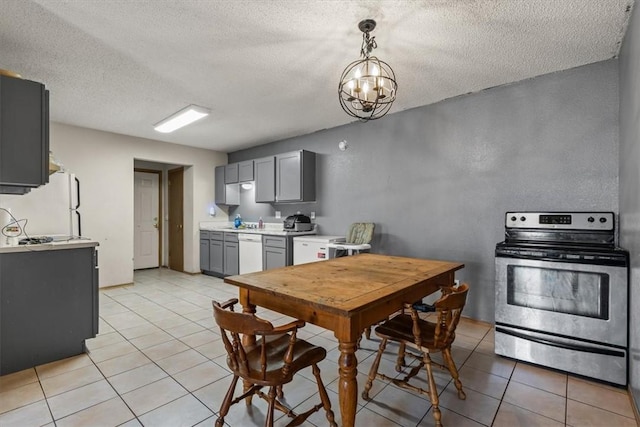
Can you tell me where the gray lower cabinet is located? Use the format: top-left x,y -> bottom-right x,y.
262,235 -> 292,270
201,231 -> 238,276
199,231 -> 210,271
224,241 -> 239,275
209,232 -> 224,275
0,246 -> 98,375
0,75 -> 49,194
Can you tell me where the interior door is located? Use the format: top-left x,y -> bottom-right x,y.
168,167 -> 184,272
134,171 -> 160,269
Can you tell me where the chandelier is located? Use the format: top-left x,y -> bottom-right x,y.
338,19 -> 397,122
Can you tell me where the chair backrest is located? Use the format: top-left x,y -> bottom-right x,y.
432,283 -> 469,348
406,283 -> 469,349
213,299 -> 276,379
345,222 -> 375,244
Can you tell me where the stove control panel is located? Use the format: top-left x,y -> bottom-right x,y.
505,212 -> 614,230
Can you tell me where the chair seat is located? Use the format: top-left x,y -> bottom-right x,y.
375,314 -> 444,351
242,334 -> 327,385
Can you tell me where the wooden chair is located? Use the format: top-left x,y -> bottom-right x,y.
362,283 -> 470,427
212,299 -> 337,427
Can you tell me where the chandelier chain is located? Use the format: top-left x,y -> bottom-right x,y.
360,32 -> 377,58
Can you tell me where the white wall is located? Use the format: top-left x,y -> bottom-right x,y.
36,123 -> 226,287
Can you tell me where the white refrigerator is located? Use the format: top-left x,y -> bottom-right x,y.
0,172 -> 81,243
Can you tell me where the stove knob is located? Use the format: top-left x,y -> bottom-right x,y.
510,216 -> 517,222
588,217 -> 595,223
520,216 -> 526,222
599,217 -> 607,223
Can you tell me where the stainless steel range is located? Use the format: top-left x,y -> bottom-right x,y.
494,211 -> 629,385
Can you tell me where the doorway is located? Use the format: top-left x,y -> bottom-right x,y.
168,167 -> 184,272
133,169 -> 162,269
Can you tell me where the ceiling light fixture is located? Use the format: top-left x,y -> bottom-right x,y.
154,104 -> 210,133
338,19 -> 397,122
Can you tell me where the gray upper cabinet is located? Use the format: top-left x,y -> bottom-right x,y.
0,75 -> 49,194
238,160 -> 254,182
254,156 -> 275,203
215,165 -> 239,205
225,163 -> 239,184
275,150 -> 316,203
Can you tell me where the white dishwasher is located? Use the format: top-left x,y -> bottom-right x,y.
293,235 -> 345,265
238,233 -> 263,274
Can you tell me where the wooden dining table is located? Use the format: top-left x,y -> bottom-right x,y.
224,253 -> 464,427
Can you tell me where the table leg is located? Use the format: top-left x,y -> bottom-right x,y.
240,291 -> 256,406
338,341 -> 358,427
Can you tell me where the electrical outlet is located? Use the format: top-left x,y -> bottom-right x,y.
275,211 -> 281,219
310,212 -> 315,220
454,279 -> 460,286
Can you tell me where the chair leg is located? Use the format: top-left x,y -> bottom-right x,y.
395,342 -> 406,372
362,337 -> 387,400
264,386 -> 277,427
443,347 -> 466,400
312,364 -> 337,427
423,354 -> 442,427
216,374 -> 239,427
276,385 -> 283,399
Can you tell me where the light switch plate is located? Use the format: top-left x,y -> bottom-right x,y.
275,211 -> 281,218
310,212 -> 316,219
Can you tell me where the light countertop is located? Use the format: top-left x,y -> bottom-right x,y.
199,221 -> 317,237
0,238 -> 99,254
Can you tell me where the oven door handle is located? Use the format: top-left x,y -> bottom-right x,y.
495,327 -> 625,357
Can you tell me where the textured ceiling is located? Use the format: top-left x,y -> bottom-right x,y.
0,0 -> 634,152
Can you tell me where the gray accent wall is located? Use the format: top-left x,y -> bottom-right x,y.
229,60 -> 619,323
620,1 -> 640,413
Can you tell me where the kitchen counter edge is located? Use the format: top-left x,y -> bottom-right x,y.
200,227 -> 317,237
0,240 -> 99,254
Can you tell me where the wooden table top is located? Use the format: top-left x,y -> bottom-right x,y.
224,253 -> 464,316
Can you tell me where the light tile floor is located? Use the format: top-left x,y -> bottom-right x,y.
0,268 -> 638,426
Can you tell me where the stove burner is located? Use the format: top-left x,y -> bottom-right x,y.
19,236 -> 54,245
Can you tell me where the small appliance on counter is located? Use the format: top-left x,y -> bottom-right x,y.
283,213 -> 313,232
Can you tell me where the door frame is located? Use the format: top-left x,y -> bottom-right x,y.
134,168 -> 163,268
168,167 -> 184,272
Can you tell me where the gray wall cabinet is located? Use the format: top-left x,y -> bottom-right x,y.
225,163 -> 239,184
0,246 -> 98,375
275,150 -> 316,203
238,160 -> 254,182
255,156 -> 276,202
215,165 -> 239,205
0,75 -> 49,194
